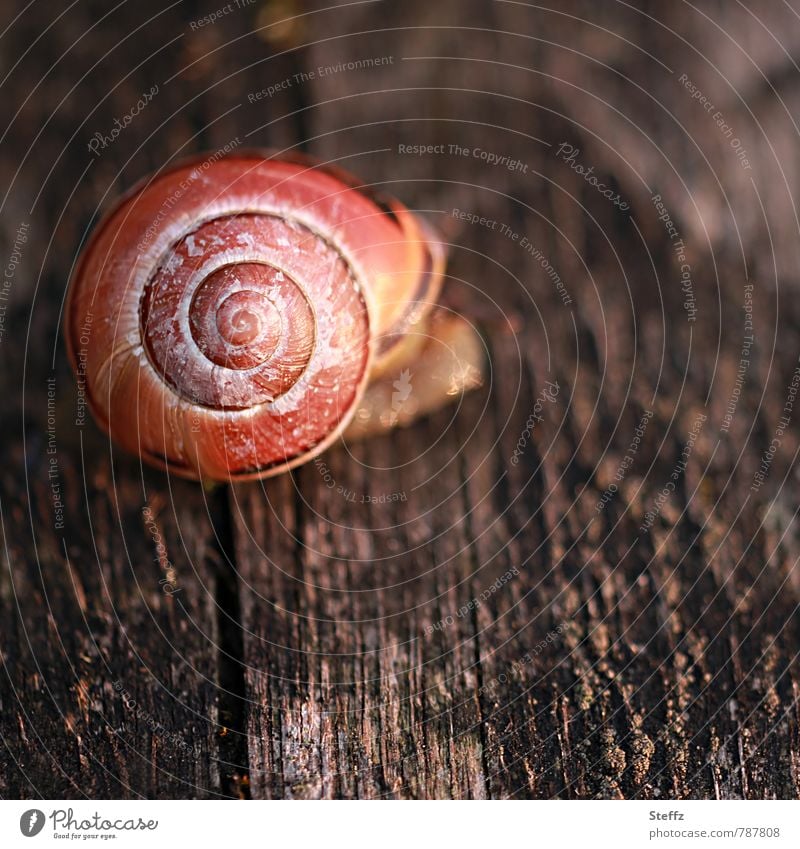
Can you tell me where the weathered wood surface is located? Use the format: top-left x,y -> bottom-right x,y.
1,0 -> 800,798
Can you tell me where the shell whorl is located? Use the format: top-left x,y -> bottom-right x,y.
140,214 -> 344,411
65,153 -> 443,480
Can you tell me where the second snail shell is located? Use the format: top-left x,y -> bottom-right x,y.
65,152 -> 482,481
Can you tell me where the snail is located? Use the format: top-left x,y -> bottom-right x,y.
65,151 -> 483,481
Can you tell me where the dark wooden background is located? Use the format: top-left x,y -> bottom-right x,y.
2,0 -> 800,799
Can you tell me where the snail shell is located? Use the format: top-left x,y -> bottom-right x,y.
65,152 -> 451,481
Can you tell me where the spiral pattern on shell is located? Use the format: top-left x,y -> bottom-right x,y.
65,153 -> 444,480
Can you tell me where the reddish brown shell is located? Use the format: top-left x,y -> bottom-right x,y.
65,152 -> 444,480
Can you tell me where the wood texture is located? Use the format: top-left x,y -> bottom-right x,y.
1,0 -> 799,799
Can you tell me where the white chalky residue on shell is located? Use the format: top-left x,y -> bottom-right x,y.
185,235 -> 204,257
163,252 -> 184,274
236,232 -> 256,250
